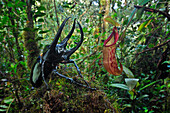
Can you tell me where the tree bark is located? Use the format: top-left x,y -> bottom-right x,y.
24,0 -> 40,69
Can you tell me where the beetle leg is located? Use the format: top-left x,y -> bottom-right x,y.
61,59 -> 90,87
72,60 -> 90,87
52,69 -> 96,90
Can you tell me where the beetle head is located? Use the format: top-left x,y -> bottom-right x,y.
43,17 -> 83,62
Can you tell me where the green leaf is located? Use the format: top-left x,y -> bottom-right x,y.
144,18 -> 152,28
125,78 -> 139,90
0,105 -> 8,108
119,41 -> 125,48
138,21 -> 147,31
138,94 -> 149,100
136,7 -> 145,19
121,31 -> 126,39
128,8 -> 137,24
148,44 -> 154,48
34,13 -> 46,18
2,16 -> 9,24
0,109 -> 6,112
17,1 -> 26,7
36,37 -> 44,41
10,63 -> 15,68
104,16 -> 120,26
38,18 -> 44,22
39,30 -> 50,34
23,27 -> 32,31
7,2 -> 13,7
162,61 -> 170,64
110,83 -> 129,90
123,104 -> 131,107
4,99 -> 14,104
168,84 -> 170,88
139,0 -> 150,5
123,66 -> 134,78
62,4 -> 70,8
139,80 -> 160,91
37,6 -> 46,11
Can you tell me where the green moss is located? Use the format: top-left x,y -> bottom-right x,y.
24,74 -> 119,113
42,88 -> 116,113
23,26 -> 39,69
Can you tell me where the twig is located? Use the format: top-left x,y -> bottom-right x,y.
118,9 -> 137,47
77,50 -> 97,65
134,5 -> 170,20
88,54 -> 102,69
0,70 -> 5,77
6,98 -> 15,113
79,1 -> 92,21
53,0 -> 60,27
144,22 -> 167,37
136,40 -> 170,56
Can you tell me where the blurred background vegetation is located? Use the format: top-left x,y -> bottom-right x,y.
0,0 -> 169,112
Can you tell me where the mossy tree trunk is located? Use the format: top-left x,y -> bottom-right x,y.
24,0 -> 40,69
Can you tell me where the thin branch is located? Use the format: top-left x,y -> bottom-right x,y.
77,50 -> 97,65
7,0 -> 24,61
53,0 -> 60,27
0,70 -> 5,77
134,5 -> 170,20
117,9 -> 137,47
136,40 -> 170,56
79,1 -> 92,21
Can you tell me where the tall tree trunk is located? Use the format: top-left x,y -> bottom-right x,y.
24,0 -> 40,69
6,0 -> 24,62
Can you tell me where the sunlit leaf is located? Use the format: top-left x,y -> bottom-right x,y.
162,61 -> 170,64
144,19 -> 152,28
125,78 -> 139,90
123,104 -> 131,107
4,99 -> 14,104
138,18 -> 152,31
104,16 -> 120,26
138,21 -> 147,31
138,94 -> 149,100
110,83 -> 129,90
123,66 -> 134,78
0,105 -> 8,109
139,80 -> 160,91
10,63 -> 15,68
168,84 -> 170,88
0,109 -> 6,112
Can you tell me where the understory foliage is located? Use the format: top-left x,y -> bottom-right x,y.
0,0 -> 169,113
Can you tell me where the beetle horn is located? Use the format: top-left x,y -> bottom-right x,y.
50,17 -> 71,49
64,21 -> 84,59
59,18 -> 76,48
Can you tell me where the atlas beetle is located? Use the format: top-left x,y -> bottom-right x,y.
30,17 -> 95,90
